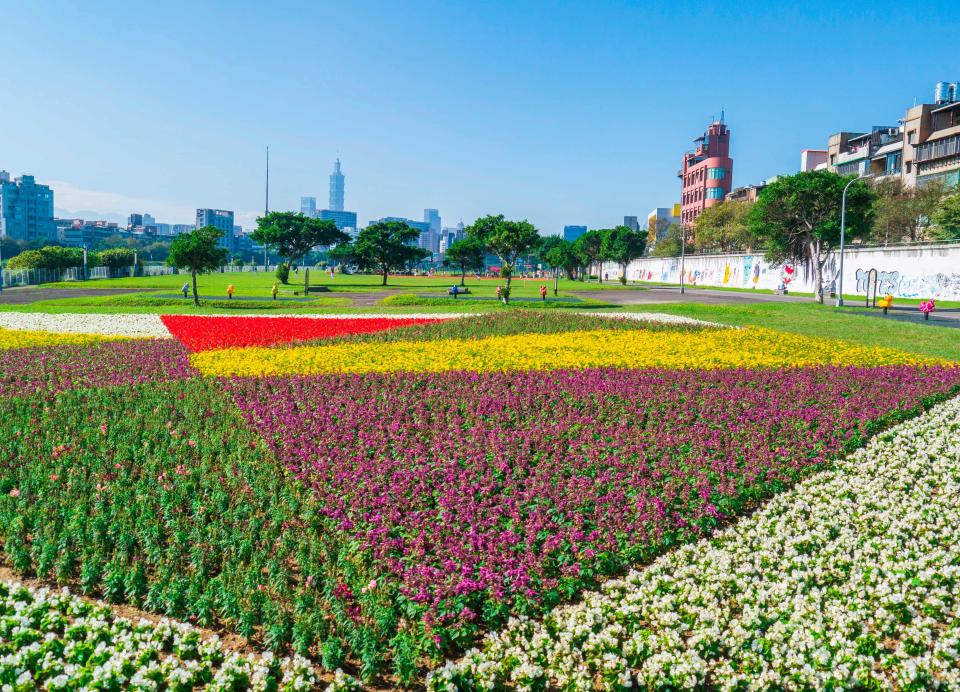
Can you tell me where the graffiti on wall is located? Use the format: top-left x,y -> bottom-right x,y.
854,267 -> 960,299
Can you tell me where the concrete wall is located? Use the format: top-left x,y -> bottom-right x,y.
601,242 -> 960,300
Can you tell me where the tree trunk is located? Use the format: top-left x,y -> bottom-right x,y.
191,270 -> 199,306
809,241 -> 824,304
597,261 -> 603,283
460,266 -> 466,286
504,271 -> 512,304
381,266 -> 388,286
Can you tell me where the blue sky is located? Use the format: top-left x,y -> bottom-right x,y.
1,1 -> 957,233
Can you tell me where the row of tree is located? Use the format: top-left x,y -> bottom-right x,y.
5,246 -> 140,272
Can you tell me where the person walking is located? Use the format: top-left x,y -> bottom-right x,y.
452,284 -> 459,300
271,283 -> 279,300
181,282 -> 189,299
226,284 -> 235,300
540,284 -> 547,302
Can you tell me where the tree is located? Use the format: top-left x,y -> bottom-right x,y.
749,170 -> 875,303
95,248 -> 136,270
540,236 -> 580,280
572,230 -> 603,281
651,223 -> 684,258
600,225 -> 646,284
251,212 -> 348,284
166,226 -> 229,306
334,221 -> 429,286
692,201 -> 753,252
442,236 -> 486,286
467,215 -> 541,303
931,187 -> 960,240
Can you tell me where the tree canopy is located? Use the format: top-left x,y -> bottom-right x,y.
572,230 -> 603,281
931,187 -> 960,241
252,212 -> 348,283
692,201 -> 753,253
166,226 -> 229,305
333,221 -> 429,285
749,170 -> 874,303
599,225 -> 646,283
442,236 -> 486,285
467,214 -> 541,302
539,236 -> 580,279
651,223 -> 684,258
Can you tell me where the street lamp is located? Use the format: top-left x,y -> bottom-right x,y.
836,172 -> 872,307
679,224 -> 686,295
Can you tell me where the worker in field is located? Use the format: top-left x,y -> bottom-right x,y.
540,284 -> 547,302
181,282 -> 189,299
226,284 -> 235,300
271,283 -> 279,300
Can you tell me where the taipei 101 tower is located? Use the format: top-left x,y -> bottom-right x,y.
329,158 -> 345,212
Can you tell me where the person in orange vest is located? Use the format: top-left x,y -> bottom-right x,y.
271,284 -> 278,300
226,284 -> 235,300
539,284 -> 547,302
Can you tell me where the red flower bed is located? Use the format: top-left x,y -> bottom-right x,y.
160,315 -> 442,352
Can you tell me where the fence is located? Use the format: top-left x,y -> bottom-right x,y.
606,240 -> 960,301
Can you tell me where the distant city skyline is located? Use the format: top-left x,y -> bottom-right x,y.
2,2 -> 957,235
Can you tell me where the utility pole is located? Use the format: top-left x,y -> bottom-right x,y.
679,224 -> 686,294
836,172 -> 871,307
263,146 -> 269,270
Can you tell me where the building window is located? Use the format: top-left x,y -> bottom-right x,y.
706,187 -> 724,200
707,167 -> 726,179
885,152 -> 902,176
908,131 -> 917,145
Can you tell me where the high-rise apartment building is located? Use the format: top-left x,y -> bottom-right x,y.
300,196 -> 317,218
645,207 -> 680,252
424,209 -> 441,253
196,209 -> 235,250
329,158 -> 345,212
0,172 -> 55,242
679,119 -> 733,226
623,216 -> 640,232
562,225 -> 587,242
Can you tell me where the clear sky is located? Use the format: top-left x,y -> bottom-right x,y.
1,1 -> 957,233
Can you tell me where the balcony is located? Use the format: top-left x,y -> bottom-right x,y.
915,134 -> 960,163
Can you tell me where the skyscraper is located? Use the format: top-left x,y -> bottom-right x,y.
563,225 -> 587,242
0,173 -> 55,242
329,158 -> 345,212
424,209 -> 441,253
300,196 -> 317,218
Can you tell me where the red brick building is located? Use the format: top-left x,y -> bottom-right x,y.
679,120 -> 733,226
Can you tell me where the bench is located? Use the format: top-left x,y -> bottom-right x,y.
877,294 -> 894,315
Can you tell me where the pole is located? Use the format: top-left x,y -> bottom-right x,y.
0,237 -> 3,294
679,224 -> 686,294
836,172 -> 871,307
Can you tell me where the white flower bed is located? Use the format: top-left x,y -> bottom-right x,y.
0,313 -> 170,338
583,311 -> 718,327
429,395 -> 960,690
0,580 -> 320,690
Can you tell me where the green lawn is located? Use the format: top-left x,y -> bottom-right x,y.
624,302 -> 960,361
40,271 -> 644,298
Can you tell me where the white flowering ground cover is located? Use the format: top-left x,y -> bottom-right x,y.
0,580 -> 326,691
0,310 -> 712,338
428,395 -> 960,691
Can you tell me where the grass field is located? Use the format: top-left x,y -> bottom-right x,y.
41,270 -> 639,297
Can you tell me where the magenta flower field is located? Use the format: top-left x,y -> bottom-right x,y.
227,364 -> 960,645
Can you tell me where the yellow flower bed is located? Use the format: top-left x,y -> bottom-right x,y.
191,326 -> 944,376
0,327 -> 116,350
